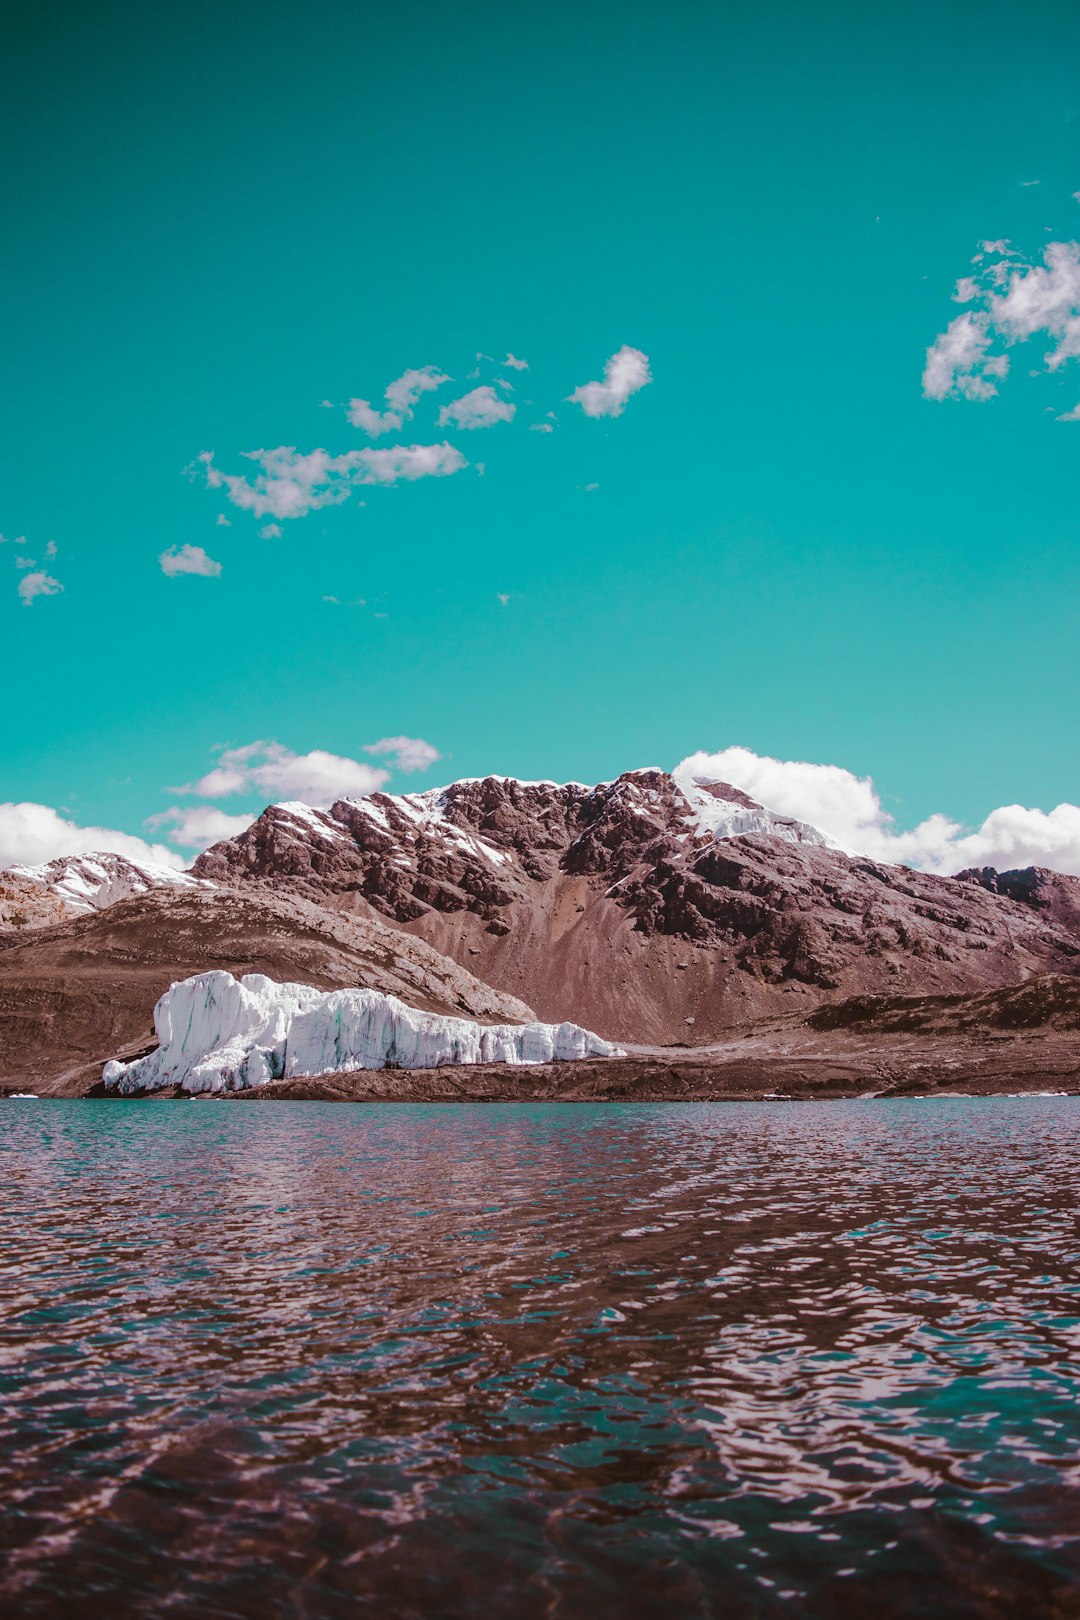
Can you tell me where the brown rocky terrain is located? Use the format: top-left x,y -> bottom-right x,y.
0,870 -> 75,933
4,771 -> 1079,1100
192,773 -> 1080,1043
0,887 -> 533,1095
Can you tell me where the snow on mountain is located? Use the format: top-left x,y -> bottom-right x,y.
102,969 -> 622,1094
5,851 -> 211,916
674,774 -> 842,849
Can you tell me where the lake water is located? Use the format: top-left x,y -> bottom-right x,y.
2,1099 -> 1079,1618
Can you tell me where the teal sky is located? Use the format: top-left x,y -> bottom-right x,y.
3,0 -> 1079,863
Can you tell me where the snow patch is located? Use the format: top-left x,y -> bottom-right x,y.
103,970 -> 623,1095
674,776 -> 841,851
6,853 -> 210,916
275,802 -> 348,841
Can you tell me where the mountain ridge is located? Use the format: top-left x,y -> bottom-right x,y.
189,770 -> 1080,1043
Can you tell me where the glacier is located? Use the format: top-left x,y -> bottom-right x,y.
102,970 -> 623,1095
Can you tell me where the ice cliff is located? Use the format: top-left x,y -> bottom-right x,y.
102,970 -> 623,1094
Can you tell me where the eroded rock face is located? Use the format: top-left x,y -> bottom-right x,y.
191,774 -> 1080,1042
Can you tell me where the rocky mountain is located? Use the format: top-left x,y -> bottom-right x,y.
0,851 -> 208,932
0,887 -> 533,1093
191,771 -> 1080,1043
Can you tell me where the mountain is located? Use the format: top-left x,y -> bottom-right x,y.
0,852 -> 208,932
0,886 -> 533,1094
191,771 -> 1080,1043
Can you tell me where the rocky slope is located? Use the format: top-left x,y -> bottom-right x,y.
0,888 -> 533,1094
191,772 -> 1080,1043
0,852 -> 208,932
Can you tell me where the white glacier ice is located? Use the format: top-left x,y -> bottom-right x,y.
102,970 -> 623,1095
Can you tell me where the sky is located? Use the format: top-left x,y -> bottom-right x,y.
2,0 -> 1079,874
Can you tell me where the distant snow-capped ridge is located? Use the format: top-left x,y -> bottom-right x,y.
103,970 -> 622,1094
5,852 -> 211,915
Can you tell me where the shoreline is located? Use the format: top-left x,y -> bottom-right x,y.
7,1035 -> 1077,1103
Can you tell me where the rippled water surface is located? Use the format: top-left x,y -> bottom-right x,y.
3,1100 -> 1080,1618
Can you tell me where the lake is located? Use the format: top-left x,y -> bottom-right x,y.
2,1098 -> 1079,1618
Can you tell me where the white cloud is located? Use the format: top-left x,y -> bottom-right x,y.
0,802 -> 185,871
145,806 -> 256,850
568,345 -> 652,417
355,442 -> 467,483
0,533 -> 26,545
347,365 -> 451,437
530,422 -> 554,433
989,239 -> 1080,367
216,513 -> 232,526
346,400 -> 402,436
159,544 -> 222,578
363,735 -> 441,773
18,570 -> 63,606
438,385 -> 515,430
676,745 -> 1080,876
196,442 -> 467,520
177,741 -> 391,807
44,540 -> 57,560
922,312 -> 1008,401
258,523 -> 282,539
925,237 -> 1080,402
503,353 -> 529,371
14,556 -> 36,569
197,447 -> 358,519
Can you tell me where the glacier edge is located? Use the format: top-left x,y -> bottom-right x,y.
103,970 -> 623,1095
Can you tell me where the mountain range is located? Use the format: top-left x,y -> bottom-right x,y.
3,768 -> 1079,1097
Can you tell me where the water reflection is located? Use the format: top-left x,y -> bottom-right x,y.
1,1099 -> 1079,1617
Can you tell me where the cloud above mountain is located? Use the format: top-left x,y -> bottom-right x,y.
677,745 -> 1080,876
363,736 -> 443,772
0,802 -> 185,870
175,741 -> 394,806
